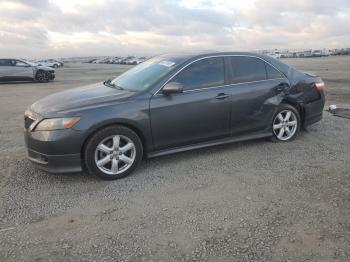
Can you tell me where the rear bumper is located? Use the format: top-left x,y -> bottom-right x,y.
303,93 -> 325,127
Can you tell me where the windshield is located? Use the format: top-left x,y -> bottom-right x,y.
110,57 -> 176,91
21,59 -> 36,66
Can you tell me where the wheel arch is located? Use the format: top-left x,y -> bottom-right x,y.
281,97 -> 305,124
35,69 -> 44,76
80,120 -> 148,161
35,69 -> 47,81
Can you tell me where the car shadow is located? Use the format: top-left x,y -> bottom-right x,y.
0,81 -> 34,84
20,137 -> 271,184
136,137 -> 271,177
147,137 -> 268,161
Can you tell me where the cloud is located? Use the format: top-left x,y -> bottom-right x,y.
0,0 -> 349,58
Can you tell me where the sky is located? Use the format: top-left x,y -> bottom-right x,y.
0,0 -> 349,59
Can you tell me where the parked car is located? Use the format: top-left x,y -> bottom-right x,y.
0,58 -> 55,82
92,59 -> 103,64
127,57 -> 147,65
56,60 -> 64,67
97,58 -> 111,64
138,57 -> 147,63
86,59 -> 98,63
120,56 -> 136,64
110,57 -> 123,64
37,59 -> 61,68
24,51 -> 325,180
267,51 -> 281,59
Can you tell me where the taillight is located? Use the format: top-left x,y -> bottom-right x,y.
315,82 -> 325,92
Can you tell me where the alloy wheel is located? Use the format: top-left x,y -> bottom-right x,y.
272,110 -> 298,141
94,135 -> 136,175
37,71 -> 48,82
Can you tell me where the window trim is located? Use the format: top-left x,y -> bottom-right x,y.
170,56 -> 225,92
264,61 -> 284,80
154,55 -> 285,95
229,56 -> 268,84
14,59 -> 29,67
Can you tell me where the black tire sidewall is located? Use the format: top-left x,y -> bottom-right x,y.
271,104 -> 301,142
84,126 -> 143,180
36,70 -> 49,82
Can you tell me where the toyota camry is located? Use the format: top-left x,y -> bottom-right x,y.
24,51 -> 325,180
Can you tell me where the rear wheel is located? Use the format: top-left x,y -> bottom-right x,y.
84,126 -> 143,180
36,70 -> 49,82
271,104 -> 300,142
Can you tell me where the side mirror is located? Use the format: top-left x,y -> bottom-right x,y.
162,82 -> 183,95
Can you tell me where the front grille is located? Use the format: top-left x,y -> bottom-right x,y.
24,116 -> 35,129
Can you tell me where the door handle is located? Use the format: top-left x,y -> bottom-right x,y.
215,93 -> 230,100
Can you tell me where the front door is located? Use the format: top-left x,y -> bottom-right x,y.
11,60 -> 33,79
150,57 -> 232,150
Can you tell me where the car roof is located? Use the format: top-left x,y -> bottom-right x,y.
0,58 -> 21,60
158,51 -> 291,76
0,58 -> 29,62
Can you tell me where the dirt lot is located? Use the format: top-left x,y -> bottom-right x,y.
0,57 -> 349,261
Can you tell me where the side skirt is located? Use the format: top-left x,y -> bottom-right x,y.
0,76 -> 34,82
147,132 -> 272,158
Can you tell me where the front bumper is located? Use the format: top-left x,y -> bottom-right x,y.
24,113 -> 84,173
27,149 -> 82,173
49,72 -> 55,80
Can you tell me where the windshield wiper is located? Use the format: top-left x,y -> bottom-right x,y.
103,79 -> 113,87
103,79 -> 124,90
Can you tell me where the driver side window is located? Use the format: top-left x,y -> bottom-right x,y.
0,59 -> 11,66
171,57 -> 225,91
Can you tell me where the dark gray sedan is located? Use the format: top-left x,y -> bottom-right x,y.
24,52 -> 325,180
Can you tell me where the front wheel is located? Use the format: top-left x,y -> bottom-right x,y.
271,104 -> 300,142
35,70 -> 49,82
84,126 -> 143,180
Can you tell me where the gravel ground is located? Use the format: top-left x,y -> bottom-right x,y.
0,57 -> 349,261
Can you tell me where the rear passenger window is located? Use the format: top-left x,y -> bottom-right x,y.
229,56 -> 267,84
0,59 -> 11,66
265,63 -> 283,79
171,57 -> 224,91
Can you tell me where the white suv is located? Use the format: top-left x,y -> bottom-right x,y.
0,59 -> 55,82
37,59 -> 61,68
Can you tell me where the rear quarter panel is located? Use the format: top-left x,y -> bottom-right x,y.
284,69 -> 325,126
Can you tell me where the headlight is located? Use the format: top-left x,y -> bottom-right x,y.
35,117 -> 80,131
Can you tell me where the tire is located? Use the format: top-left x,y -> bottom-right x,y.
270,104 -> 300,142
84,126 -> 143,180
35,70 -> 49,82
53,64 -> 58,68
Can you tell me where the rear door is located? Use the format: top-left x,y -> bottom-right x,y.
227,56 -> 289,135
150,57 -> 232,150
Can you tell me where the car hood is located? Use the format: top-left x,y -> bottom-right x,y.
36,65 -> 54,71
30,82 -> 135,115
